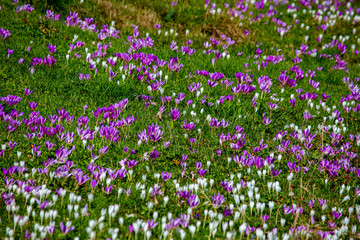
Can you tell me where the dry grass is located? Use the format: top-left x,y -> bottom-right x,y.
95,0 -> 161,30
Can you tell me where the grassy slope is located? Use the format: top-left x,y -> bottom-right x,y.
0,0 -> 360,238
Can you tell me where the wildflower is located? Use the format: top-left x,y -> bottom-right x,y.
161,172 -> 172,181
188,194 -> 199,208
211,193 -> 225,209
60,221 -> 75,235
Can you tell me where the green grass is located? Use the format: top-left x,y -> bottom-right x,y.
0,0 -> 360,239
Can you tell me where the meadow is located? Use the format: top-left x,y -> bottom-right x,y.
0,0 -> 360,239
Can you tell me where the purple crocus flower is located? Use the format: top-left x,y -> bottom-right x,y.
45,140 -> 55,150
150,150 -> 160,160
224,206 -> 233,217
197,168 -> 207,177
126,160 -> 138,169
318,199 -> 326,206
125,187 -> 131,196
129,225 -> 134,233
188,194 -> 199,207
24,88 -> 33,96
35,199 -> 49,209
328,221 -> 336,229
48,45 -> 56,54
161,171 -> 172,181
263,116 -> 272,125
75,172 -> 89,185
7,141 -> 17,149
355,186 -> 360,197
104,185 -> 113,194
7,49 -> 13,58
211,193 -> 225,208
47,225 -> 55,235
99,146 -> 109,155
332,211 -> 342,220
29,101 -> 38,110
208,80 -> 219,88
152,184 -> 163,197
170,108 -> 181,121
60,222 -> 75,235
221,181 -> 233,193
90,179 -> 99,189
272,169 -> 281,177
24,230 -> 30,239
147,219 -> 158,230
109,70 -> 117,81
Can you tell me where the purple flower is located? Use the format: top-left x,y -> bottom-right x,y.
318,199 -> 326,206
197,168 -> 207,177
129,225 -> 134,233
262,215 -> 269,222
163,141 -> 170,147
109,70 -> 117,81
150,150 -> 160,160
45,140 -> 55,150
35,199 -> 49,209
125,187 -> 131,196
104,185 -> 113,194
272,169 -> 281,177
332,211 -> 342,220
328,221 -> 336,229
7,141 -> 17,149
211,193 -> 225,208
16,4 -> 34,13
181,120 -> 196,131
152,184 -> 162,197
7,49 -> 13,57
263,116 -> 272,125
258,75 -> 272,93
283,204 -> 293,215
355,186 -> 360,197
0,28 -> 11,39
307,199 -> 315,208
24,88 -> 33,96
47,224 -> 55,235
48,44 -> 56,54
188,194 -> 199,207
161,171 -> 172,181
75,172 -> 89,185
90,179 -> 99,189
221,181 -> 233,193
29,101 -> 38,110
170,108 -> 181,121
60,222 -> 75,235
208,80 -> 219,88
224,206 -> 233,217
289,98 -> 296,107
99,146 -> 109,155
126,160 -> 138,169
147,219 -> 158,230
